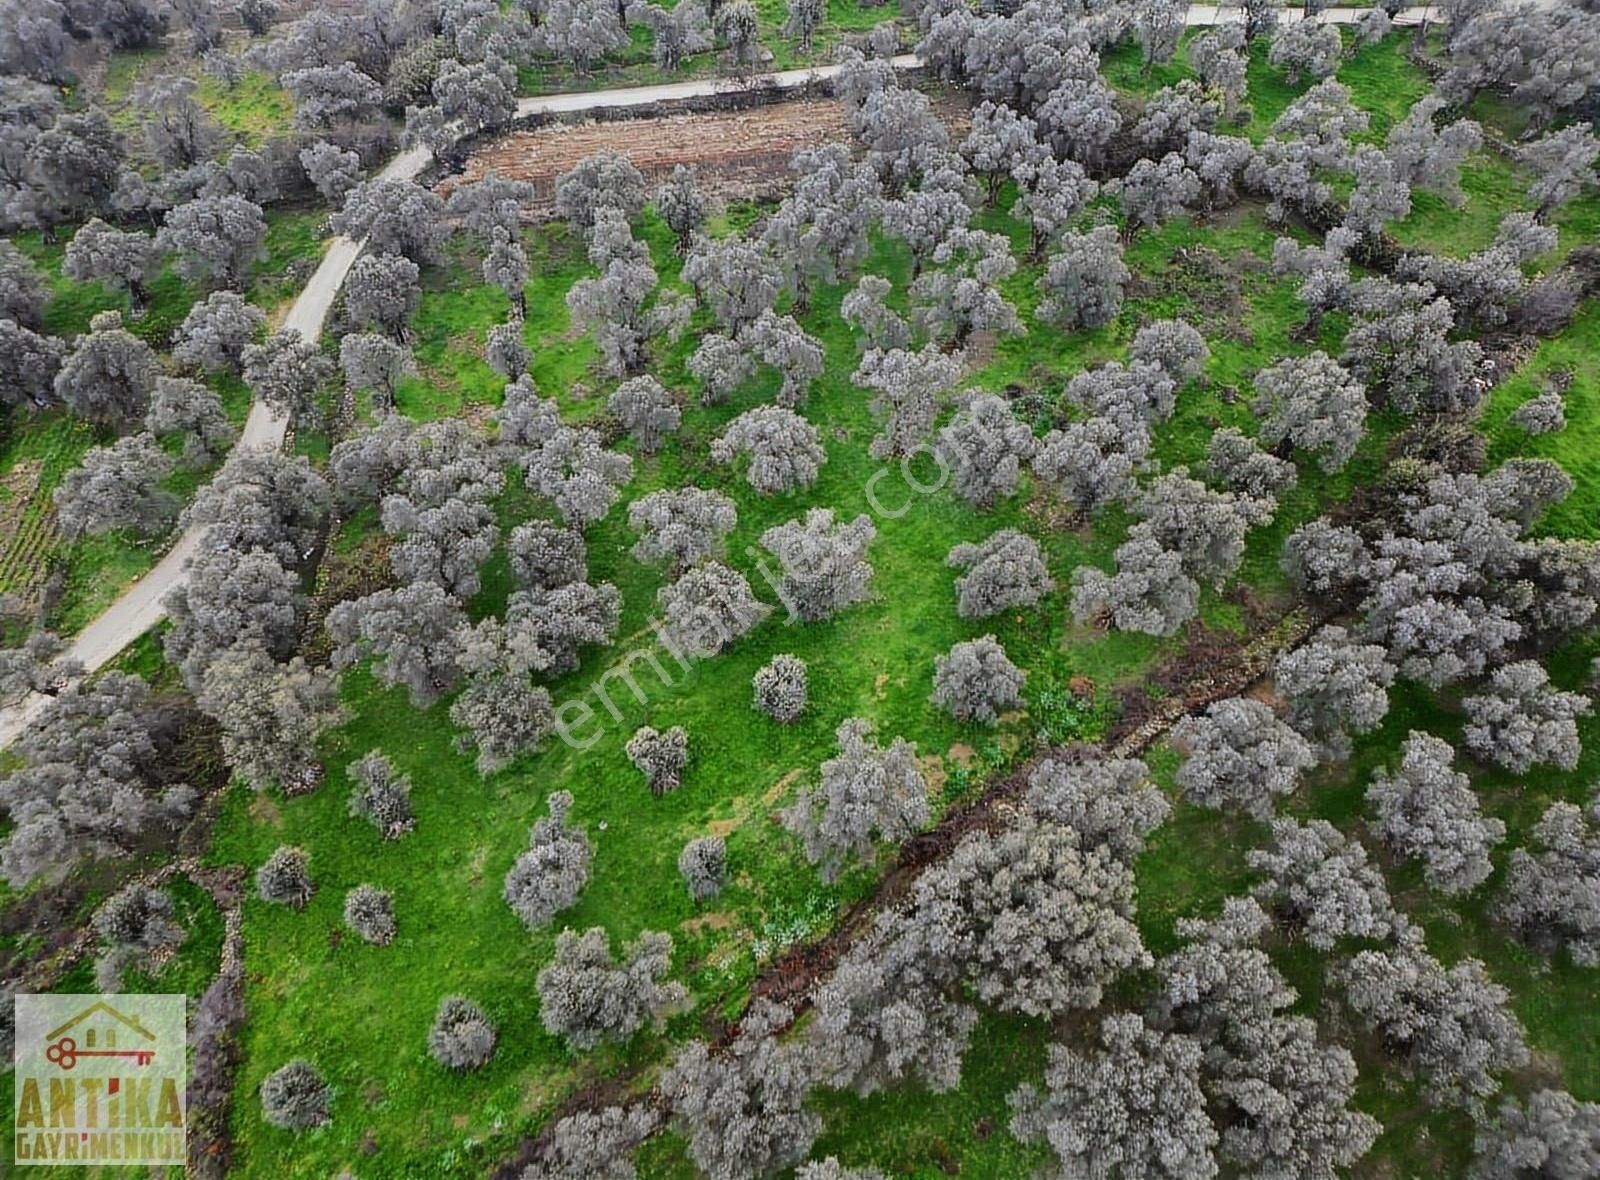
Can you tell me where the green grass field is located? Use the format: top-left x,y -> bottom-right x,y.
3,24 -> 1598,1180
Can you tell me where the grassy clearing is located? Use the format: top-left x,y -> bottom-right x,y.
98,46 -> 293,148
1482,300 -> 1600,541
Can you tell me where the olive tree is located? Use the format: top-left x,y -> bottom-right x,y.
299,140 -> 362,207
1268,18 -> 1341,84
536,926 -> 687,1050
1173,696 -> 1316,821
1247,817 -> 1395,949
1462,660 -> 1590,774
340,333 -> 412,408
325,582 -> 467,707
1026,754 -> 1170,862
1273,626 -> 1395,759
1010,1014 -> 1218,1180
657,563 -> 767,658
343,884 -> 396,945
753,654 -> 807,723
523,426 -> 634,528
503,790 -> 592,929
758,509 -> 875,623
256,845 -> 314,909
1367,731 -> 1505,895
659,1001 -> 820,1180
522,1104 -> 659,1180
678,836 -> 726,901
841,275 -> 910,350
1206,427 -> 1297,501
931,635 -> 1026,724
502,580 -> 621,676
909,815 -> 1150,1016
654,164 -> 710,252
162,545 -> 305,691
1036,225 -> 1129,331
0,325 -> 58,410
429,996 -> 497,1071
853,344 -> 962,460
1112,152 -> 1202,234
625,725 -> 689,796
1071,533 -> 1200,638
259,1059 -> 331,1130
710,406 -> 826,494
1130,318 -> 1209,384
157,195 -> 267,290
1252,351 -> 1368,473
63,219 -> 157,310
608,376 -> 681,453
936,392 -> 1038,510
1033,416 -> 1151,516
145,376 -> 235,468
53,434 -> 178,540
92,883 -> 185,991
243,329 -> 336,427
1338,947 -> 1528,1111
782,718 -> 929,881
172,290 -> 266,375
946,529 -> 1054,620
0,674 -> 193,887
346,751 -> 416,841
198,647 -> 345,795
1511,390 -> 1565,436
1495,788 -> 1600,966
507,521 -> 587,591
331,179 -> 447,265
344,252 -> 420,339
181,450 -> 332,568
450,673 -> 555,774
1469,1089 -> 1600,1180
554,150 -> 646,233
54,310 -> 159,425
627,487 -> 736,571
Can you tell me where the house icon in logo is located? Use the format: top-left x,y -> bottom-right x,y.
43,1001 -> 158,1070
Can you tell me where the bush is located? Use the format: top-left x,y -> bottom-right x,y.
428,996 -> 497,1071
342,884 -> 396,945
259,1059 -> 331,1130
678,836 -> 726,902
753,655 -> 808,723
256,846 -> 314,909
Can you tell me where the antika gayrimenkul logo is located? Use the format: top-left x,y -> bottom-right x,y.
12,994 -> 186,1167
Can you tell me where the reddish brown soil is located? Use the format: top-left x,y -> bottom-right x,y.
444,96 -> 972,216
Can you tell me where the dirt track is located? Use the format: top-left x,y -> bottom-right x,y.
442,97 -> 971,214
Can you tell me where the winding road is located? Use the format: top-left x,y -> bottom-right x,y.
0,5 -> 1443,746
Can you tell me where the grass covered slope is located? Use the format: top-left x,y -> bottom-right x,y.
216,39 -> 1596,1180
201,63 -> 1496,1180
3,23 -> 1597,1180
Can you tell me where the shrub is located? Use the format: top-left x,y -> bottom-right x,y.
428,996 -> 497,1071
259,1059 -> 331,1130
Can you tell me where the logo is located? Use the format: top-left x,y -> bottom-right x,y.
12,994 -> 186,1167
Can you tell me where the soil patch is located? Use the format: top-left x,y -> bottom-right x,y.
445,95 -> 971,219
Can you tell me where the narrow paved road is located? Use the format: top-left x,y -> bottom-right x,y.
0,6 -> 1444,745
